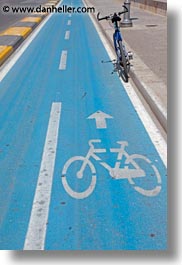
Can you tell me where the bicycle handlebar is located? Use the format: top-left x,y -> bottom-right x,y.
97,13 -> 109,21
118,5 -> 128,16
97,5 -> 128,21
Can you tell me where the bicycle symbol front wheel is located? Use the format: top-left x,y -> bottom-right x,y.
125,154 -> 162,197
61,156 -> 97,199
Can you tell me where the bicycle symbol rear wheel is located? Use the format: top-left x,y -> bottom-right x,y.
61,156 -> 97,199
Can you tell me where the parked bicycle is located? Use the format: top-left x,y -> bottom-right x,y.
97,5 -> 133,82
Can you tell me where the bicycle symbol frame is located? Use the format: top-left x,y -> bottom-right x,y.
61,139 -> 162,199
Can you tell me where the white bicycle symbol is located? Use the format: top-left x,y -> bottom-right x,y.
61,139 -> 162,199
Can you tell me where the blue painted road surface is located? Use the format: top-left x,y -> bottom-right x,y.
0,0 -> 167,250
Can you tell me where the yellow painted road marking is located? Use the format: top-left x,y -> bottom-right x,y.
33,12 -> 48,15
0,46 -> 13,65
44,2 -> 57,7
48,1 -> 58,4
21,17 -> 42,23
0,27 -> 32,38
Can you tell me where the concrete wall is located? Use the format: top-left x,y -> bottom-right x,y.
130,0 -> 167,15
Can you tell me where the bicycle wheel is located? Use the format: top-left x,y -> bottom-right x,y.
125,154 -> 162,197
118,41 -> 129,82
61,156 -> 96,199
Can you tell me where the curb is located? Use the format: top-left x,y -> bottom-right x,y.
0,45 -> 13,65
0,0 -> 60,66
84,0 -> 167,132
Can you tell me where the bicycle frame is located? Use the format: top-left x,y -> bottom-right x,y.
77,140 -> 137,179
113,21 -> 123,55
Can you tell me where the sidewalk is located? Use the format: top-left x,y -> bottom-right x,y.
86,0 -> 167,130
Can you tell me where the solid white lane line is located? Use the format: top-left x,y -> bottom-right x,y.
59,50 -> 68,70
67,20 -> 71,26
65,30 -> 70,40
24,102 -> 62,250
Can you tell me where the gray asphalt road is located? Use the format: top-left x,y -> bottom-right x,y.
0,0 -> 50,32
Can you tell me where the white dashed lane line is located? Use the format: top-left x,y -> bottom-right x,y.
59,50 -> 68,70
65,30 -> 70,40
67,20 -> 71,26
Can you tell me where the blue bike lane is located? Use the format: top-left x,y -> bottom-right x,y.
0,0 -> 167,250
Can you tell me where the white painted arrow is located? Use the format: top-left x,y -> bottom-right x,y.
87,111 -> 113,129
